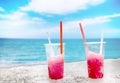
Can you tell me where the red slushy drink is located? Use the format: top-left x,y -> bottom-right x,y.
48,55 -> 64,79
87,51 -> 104,79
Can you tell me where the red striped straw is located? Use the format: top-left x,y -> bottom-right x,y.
79,23 -> 89,53
60,21 -> 63,55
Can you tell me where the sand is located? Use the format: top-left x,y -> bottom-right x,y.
0,59 -> 120,83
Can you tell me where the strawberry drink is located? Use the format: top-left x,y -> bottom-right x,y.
87,51 -> 104,79
48,55 -> 64,79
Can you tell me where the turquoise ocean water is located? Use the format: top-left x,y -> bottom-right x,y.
0,38 -> 120,66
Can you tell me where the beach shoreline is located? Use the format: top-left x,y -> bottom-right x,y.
0,59 -> 120,83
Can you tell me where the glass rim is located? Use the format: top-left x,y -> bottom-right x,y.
44,43 -> 65,46
86,42 -> 106,45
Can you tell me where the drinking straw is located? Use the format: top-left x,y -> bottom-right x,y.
100,32 -> 104,54
60,21 -> 63,55
46,32 -> 55,57
79,23 -> 89,53
46,32 -> 51,44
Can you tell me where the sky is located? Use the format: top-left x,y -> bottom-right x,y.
0,0 -> 120,39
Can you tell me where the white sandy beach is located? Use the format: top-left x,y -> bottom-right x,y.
0,59 -> 120,83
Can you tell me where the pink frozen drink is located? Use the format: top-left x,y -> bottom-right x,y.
87,51 -> 104,79
48,55 -> 64,79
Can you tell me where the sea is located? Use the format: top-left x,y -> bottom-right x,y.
0,38 -> 120,66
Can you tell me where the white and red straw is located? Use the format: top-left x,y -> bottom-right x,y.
79,23 -> 89,53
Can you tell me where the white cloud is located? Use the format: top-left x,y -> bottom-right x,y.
20,0 -> 105,14
0,11 -> 27,20
1,13 -> 120,39
0,11 -> 47,38
60,13 -> 120,38
0,7 -> 5,12
0,11 -> 45,28
0,25 -> 59,39
82,13 -> 120,26
64,13 -> 120,27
